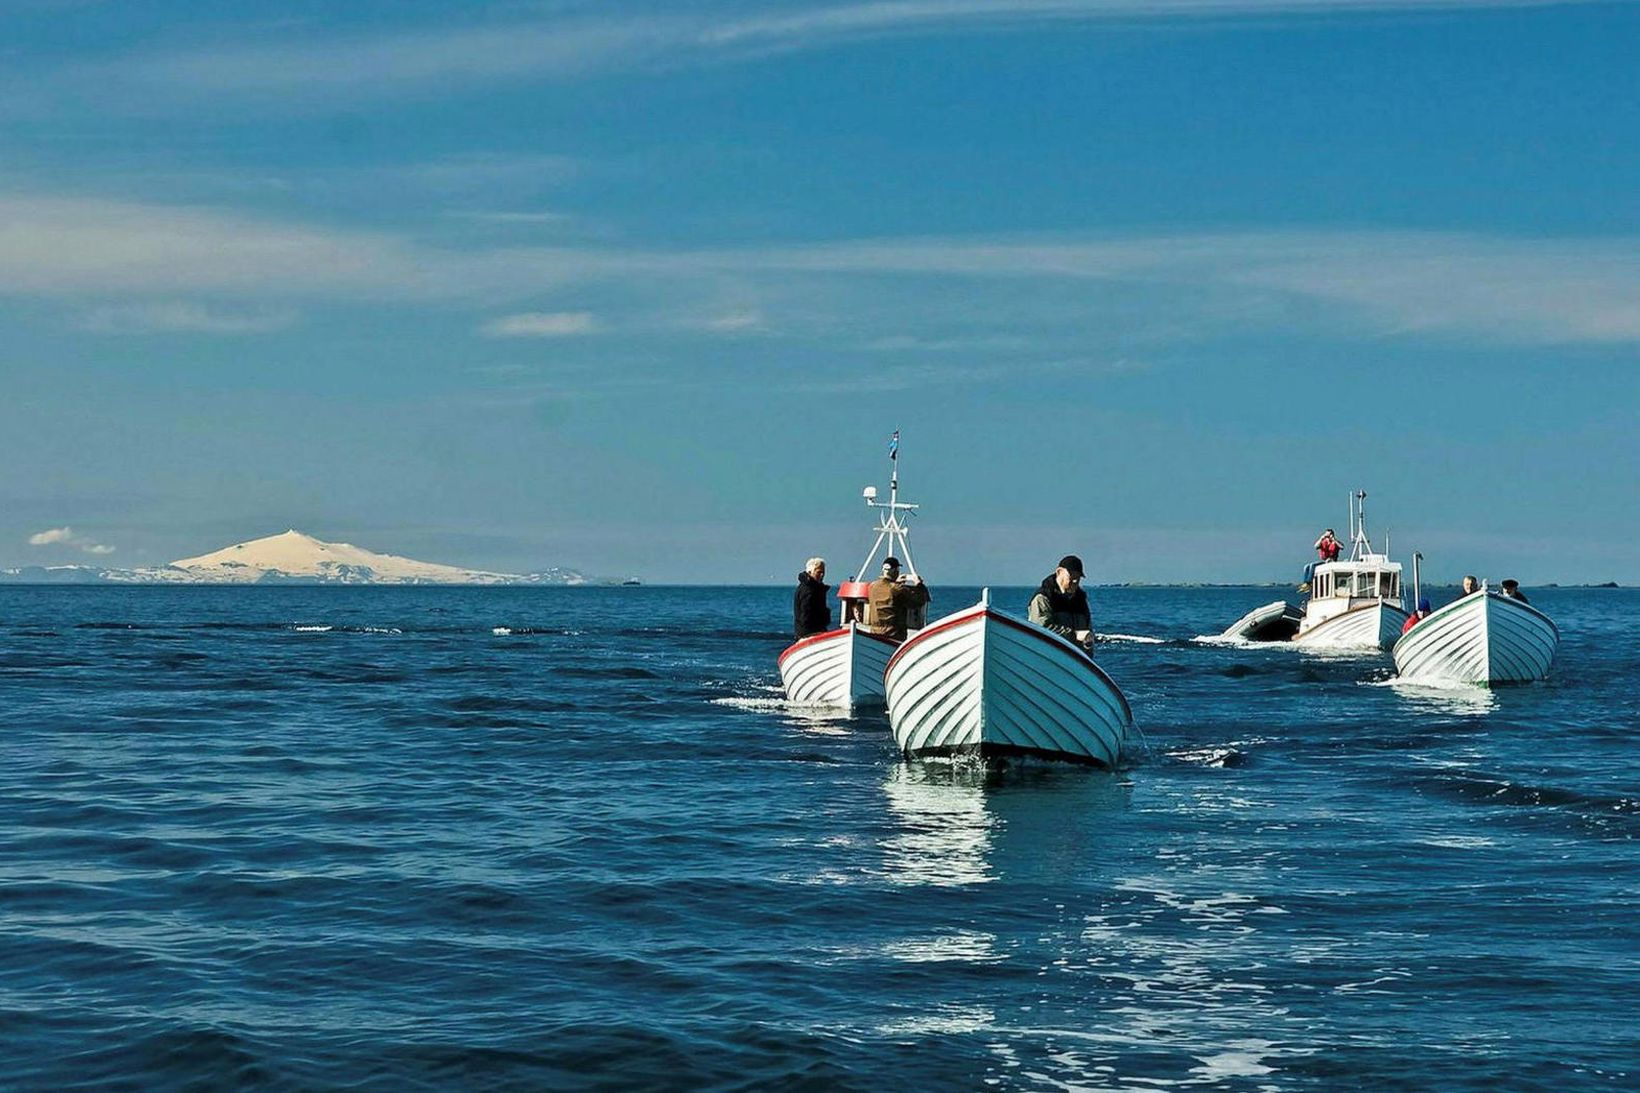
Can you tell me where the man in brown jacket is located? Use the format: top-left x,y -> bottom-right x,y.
867,557 -> 930,642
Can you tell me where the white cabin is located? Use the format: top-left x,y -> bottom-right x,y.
1297,492 -> 1404,636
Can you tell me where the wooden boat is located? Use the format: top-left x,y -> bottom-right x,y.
884,592 -> 1132,768
777,434 -> 928,708
1393,588 -> 1558,685
777,622 -> 898,708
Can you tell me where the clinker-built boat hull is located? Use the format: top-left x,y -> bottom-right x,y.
884,601 -> 1132,768
778,624 -> 897,708
1392,591 -> 1558,685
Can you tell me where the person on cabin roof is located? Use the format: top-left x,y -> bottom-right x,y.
1402,597 -> 1432,634
1304,529 -> 1343,586
792,557 -> 831,640
1500,579 -> 1530,604
866,557 -> 930,642
1028,555 -> 1094,649
1459,575 -> 1481,599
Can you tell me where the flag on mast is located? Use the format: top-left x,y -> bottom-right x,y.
888,430 -> 899,461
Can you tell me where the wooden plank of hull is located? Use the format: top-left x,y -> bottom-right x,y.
1295,600 -> 1409,650
884,606 -> 1133,768
778,626 -> 896,707
1392,591 -> 1558,685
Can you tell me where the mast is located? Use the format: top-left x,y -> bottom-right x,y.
855,429 -> 920,581
1348,489 -> 1372,562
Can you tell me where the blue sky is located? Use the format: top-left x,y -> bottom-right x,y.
2,0 -> 1636,584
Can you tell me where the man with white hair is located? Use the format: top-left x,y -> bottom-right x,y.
793,557 -> 831,640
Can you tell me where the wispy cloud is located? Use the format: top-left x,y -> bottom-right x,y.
480,311 -> 598,337
451,210 -> 573,226
704,310 -> 766,332
23,1 -> 1615,111
4,192 -> 1638,345
27,526 -> 115,554
795,354 -> 1149,393
0,195 -> 437,298
80,301 -> 296,334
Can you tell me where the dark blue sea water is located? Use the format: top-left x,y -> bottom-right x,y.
1,585 -> 1634,1091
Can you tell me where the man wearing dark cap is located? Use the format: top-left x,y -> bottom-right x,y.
1029,555 -> 1094,648
866,556 -> 930,642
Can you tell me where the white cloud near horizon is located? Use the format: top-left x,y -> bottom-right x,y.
27,526 -> 115,554
480,311 -> 598,337
17,0 -> 1623,111
3,192 -> 1638,345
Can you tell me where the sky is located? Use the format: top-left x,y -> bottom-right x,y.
1,0 -> 1636,585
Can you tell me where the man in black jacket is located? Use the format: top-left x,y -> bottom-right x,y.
793,557 -> 831,640
1028,554 -> 1093,648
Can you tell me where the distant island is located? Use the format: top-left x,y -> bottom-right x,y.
0,530 -> 638,586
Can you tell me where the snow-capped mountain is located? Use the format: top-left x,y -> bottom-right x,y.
168,529 -> 518,584
1,530 -> 601,585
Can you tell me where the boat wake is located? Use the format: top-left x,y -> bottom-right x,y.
1097,632 -> 1166,644
1363,677 -> 1501,714
1190,633 -> 1260,647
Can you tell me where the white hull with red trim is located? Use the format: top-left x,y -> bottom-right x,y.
1393,591 -> 1557,685
884,598 -> 1132,768
778,623 -> 897,708
1294,599 -> 1409,650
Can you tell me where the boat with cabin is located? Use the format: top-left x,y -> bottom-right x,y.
1219,491 -> 1408,649
777,440 -> 929,709
884,590 -> 1133,768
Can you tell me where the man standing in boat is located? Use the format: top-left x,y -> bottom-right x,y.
866,557 -> 929,642
793,557 -> 831,640
1029,555 -> 1094,649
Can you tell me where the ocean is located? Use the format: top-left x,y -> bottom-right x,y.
1,584 -> 1634,1091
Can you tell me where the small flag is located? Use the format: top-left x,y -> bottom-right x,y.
889,430 -> 899,460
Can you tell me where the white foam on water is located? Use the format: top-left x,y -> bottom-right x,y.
709,696 -> 789,712
362,627 -> 401,635
291,625 -> 333,633
1168,747 -> 1242,767
1097,632 -> 1166,644
491,627 -> 514,635
1190,1040 -> 1278,1079
1417,834 -> 1498,849
1190,632 -> 1259,647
